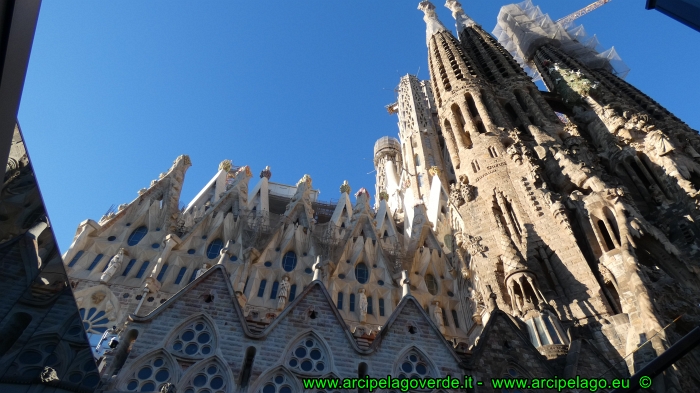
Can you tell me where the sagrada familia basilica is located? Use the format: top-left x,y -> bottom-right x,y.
2,1 -> 700,392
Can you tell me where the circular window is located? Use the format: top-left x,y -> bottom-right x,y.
287,336 -> 327,375
127,226 -> 148,246
206,239 -> 224,260
338,274 -> 345,279
151,243 -> 160,249
170,320 -> 215,358
355,263 -> 369,284
123,356 -> 170,392
107,236 -> 116,241
447,291 -> 454,297
378,280 -> 384,286
425,274 -> 438,295
282,251 -> 297,272
181,362 -> 227,393
258,373 -> 293,393
395,351 -> 433,382
230,255 -> 238,262
304,268 -> 312,274
264,261 -> 272,267
188,249 -> 196,255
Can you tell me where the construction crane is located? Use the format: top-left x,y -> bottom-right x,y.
555,0 -> 612,27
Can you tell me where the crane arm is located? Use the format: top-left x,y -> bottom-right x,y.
556,0 -> 612,26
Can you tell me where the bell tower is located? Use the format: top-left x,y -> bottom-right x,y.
418,0 -> 627,362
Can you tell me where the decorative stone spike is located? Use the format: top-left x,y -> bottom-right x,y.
260,166 -> 272,179
444,0 -> 477,31
297,174 -> 312,187
418,1 -> 447,46
340,180 -> 351,194
218,159 -> 233,172
355,187 -> 370,199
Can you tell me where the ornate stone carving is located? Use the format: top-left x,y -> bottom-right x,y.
235,165 -> 253,178
507,144 -> 523,165
449,185 -> 464,207
355,187 -> 370,199
218,159 -> 232,172
340,180 -> 351,194
457,233 -> 485,257
40,367 -> 59,383
428,166 -> 442,177
260,166 -> 272,179
460,183 -> 476,202
160,383 -> 176,393
378,191 -> 389,201
91,291 -> 106,305
297,174 -> 312,187
646,130 -> 676,156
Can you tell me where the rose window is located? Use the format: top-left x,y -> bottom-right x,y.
124,356 -> 172,392
395,351 -> 434,383
286,337 -> 328,374
258,373 -> 294,393
182,361 -> 228,393
80,307 -> 110,334
170,320 -> 216,358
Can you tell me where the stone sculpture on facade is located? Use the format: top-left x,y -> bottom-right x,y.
100,248 -> 125,283
277,276 -> 290,311
358,288 -> 368,323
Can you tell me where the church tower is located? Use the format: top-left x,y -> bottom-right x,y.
422,0 -> 700,383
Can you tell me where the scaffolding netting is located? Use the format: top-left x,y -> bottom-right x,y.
491,0 -> 629,82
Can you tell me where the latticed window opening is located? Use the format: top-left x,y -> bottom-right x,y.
258,372 -> 294,393
124,356 -> 171,392
286,336 -> 328,374
170,320 -> 215,357
182,361 -> 228,393
396,351 -> 434,383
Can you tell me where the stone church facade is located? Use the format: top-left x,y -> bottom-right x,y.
56,1 -> 700,392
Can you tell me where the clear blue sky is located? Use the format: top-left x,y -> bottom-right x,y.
17,1 -> 700,252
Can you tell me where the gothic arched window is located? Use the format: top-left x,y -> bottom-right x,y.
168,317 -> 217,358
206,239 -> 224,260
355,263 -> 369,284
127,226 -> 148,246
179,357 -> 232,393
394,348 -> 437,386
425,274 -> 438,295
285,334 -> 330,375
255,369 -> 297,393
282,251 -> 297,272
121,351 -> 177,392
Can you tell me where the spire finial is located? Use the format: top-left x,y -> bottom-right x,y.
418,1 -> 447,47
444,0 -> 477,32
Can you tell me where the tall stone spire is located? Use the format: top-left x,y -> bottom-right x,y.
418,1 -> 447,46
444,0 -> 477,32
